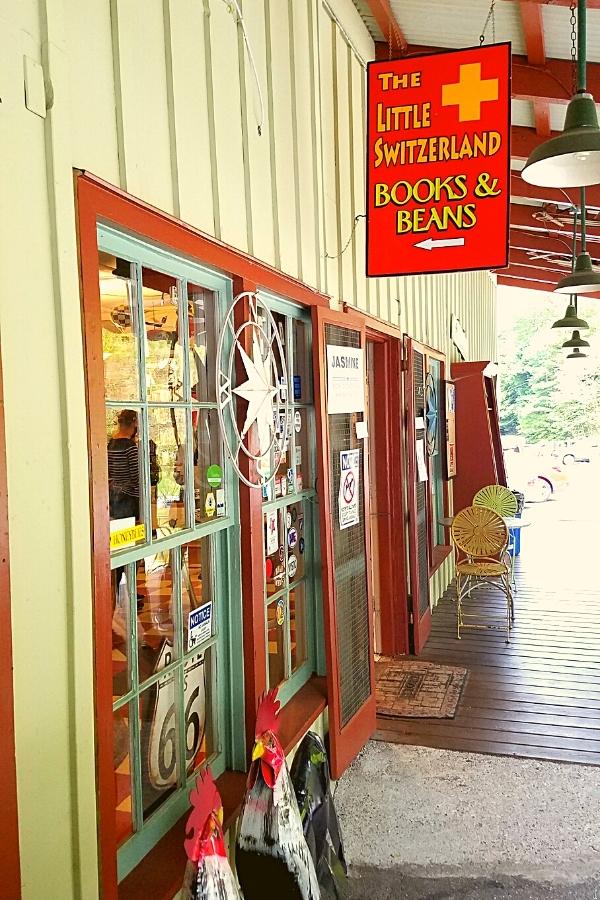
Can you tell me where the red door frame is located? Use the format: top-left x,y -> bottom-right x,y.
312,304 -> 377,778
75,172 -> 330,898
365,327 -> 409,657
0,354 -> 21,899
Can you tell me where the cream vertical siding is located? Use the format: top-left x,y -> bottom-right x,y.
0,0 -> 497,895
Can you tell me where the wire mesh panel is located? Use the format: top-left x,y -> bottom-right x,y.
325,324 -> 371,727
413,349 -> 429,619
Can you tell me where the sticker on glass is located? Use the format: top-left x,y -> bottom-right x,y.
291,507 -> 298,524
205,492 -> 216,518
265,558 -> 274,580
298,514 -> 304,532
296,474 -> 303,493
288,527 -> 298,549
276,597 -> 285,626
295,446 -> 302,466
280,477 -> 287,497
274,564 -> 285,588
286,511 -> 292,529
287,467 -> 294,488
206,464 -> 223,488
188,602 -> 212,650
293,375 -> 302,400
216,488 -> 225,517
267,509 -> 279,556
288,554 -> 298,580
299,537 -> 305,554
294,410 -> 302,433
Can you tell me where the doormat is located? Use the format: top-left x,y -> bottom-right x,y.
375,657 -> 467,719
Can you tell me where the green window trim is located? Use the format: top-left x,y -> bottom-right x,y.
98,226 -> 245,881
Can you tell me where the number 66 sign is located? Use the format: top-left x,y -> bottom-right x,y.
147,643 -> 207,790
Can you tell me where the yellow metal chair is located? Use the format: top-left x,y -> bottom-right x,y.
473,484 -> 518,598
451,505 -> 513,643
473,485 -> 518,518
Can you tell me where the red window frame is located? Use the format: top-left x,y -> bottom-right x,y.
0,355 -> 21,900
75,172 -> 329,898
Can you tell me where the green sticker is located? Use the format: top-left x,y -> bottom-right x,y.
206,464 -> 223,488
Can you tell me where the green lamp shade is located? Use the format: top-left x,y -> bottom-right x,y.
562,330 -> 590,348
552,303 -> 589,329
522,93 -> 600,188
566,347 -> 588,359
555,252 -> 600,294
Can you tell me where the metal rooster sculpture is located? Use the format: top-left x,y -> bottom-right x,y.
181,768 -> 243,900
236,689 -> 321,900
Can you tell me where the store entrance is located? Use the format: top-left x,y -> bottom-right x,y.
365,333 -> 409,659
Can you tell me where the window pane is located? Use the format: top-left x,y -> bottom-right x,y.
286,500 -> 305,583
139,675 -> 180,821
113,704 -> 134,846
264,508 -> 285,600
290,580 -> 308,673
111,565 -> 134,700
193,409 -> 226,524
137,554 -> 177,685
100,252 -> 139,402
107,407 -> 145,552
182,539 -> 214,652
149,406 -> 187,534
188,284 -> 218,403
142,268 -> 182,404
292,319 -> 312,402
184,647 -> 215,777
267,598 -> 286,688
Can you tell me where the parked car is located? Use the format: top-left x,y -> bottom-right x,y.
503,443 -> 568,503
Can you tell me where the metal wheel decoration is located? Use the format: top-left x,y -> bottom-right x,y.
216,291 -> 289,488
473,485 -> 518,518
425,371 -> 438,456
451,505 -> 508,558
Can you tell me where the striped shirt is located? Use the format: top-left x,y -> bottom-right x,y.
107,438 -> 139,497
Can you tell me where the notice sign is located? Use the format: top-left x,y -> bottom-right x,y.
338,449 -> 360,530
327,346 -> 365,414
188,602 -> 212,650
366,43 -> 510,277
445,381 -> 457,479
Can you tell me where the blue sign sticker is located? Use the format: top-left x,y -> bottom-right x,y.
188,602 -> 212,650
293,375 -> 302,400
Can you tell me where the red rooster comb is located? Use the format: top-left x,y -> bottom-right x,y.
255,688 -> 281,738
184,768 -> 222,861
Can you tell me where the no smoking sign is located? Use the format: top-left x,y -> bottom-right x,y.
338,450 -> 360,530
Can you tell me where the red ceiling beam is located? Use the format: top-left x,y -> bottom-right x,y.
403,45 -> 598,103
507,248 -> 571,272
518,1 -> 552,138
510,202 -> 600,239
365,1 -> 407,55
498,272 -> 600,300
509,173 -> 600,210
501,0 -> 600,9
510,227 -> 576,257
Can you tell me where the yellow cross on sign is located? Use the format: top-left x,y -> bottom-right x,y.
442,63 -> 499,122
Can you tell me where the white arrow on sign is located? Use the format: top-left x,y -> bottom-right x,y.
415,237 -> 465,251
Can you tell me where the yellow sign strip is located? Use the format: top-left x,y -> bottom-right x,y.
110,524 -> 146,550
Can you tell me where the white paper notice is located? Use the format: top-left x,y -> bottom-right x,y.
326,346 -> 365,414
338,449 -> 360,529
415,416 -> 425,430
355,420 -> 368,440
416,439 -> 428,482
266,509 -> 279,556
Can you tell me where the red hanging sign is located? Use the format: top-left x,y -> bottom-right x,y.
366,43 -> 511,278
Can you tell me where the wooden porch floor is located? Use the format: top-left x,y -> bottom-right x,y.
375,493 -> 600,765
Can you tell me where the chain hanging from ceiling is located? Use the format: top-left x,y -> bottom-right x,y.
570,1 -> 578,95
479,0 -> 496,46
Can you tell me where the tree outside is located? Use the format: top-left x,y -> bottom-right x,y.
497,286 -> 600,445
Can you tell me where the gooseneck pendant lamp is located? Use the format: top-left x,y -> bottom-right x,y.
566,347 -> 588,359
552,206 -> 590,328
522,0 -> 600,188
555,187 -> 600,293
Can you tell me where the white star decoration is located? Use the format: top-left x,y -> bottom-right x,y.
233,332 -> 278,457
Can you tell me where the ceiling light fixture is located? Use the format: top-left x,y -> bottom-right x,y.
522,0 -> 600,188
